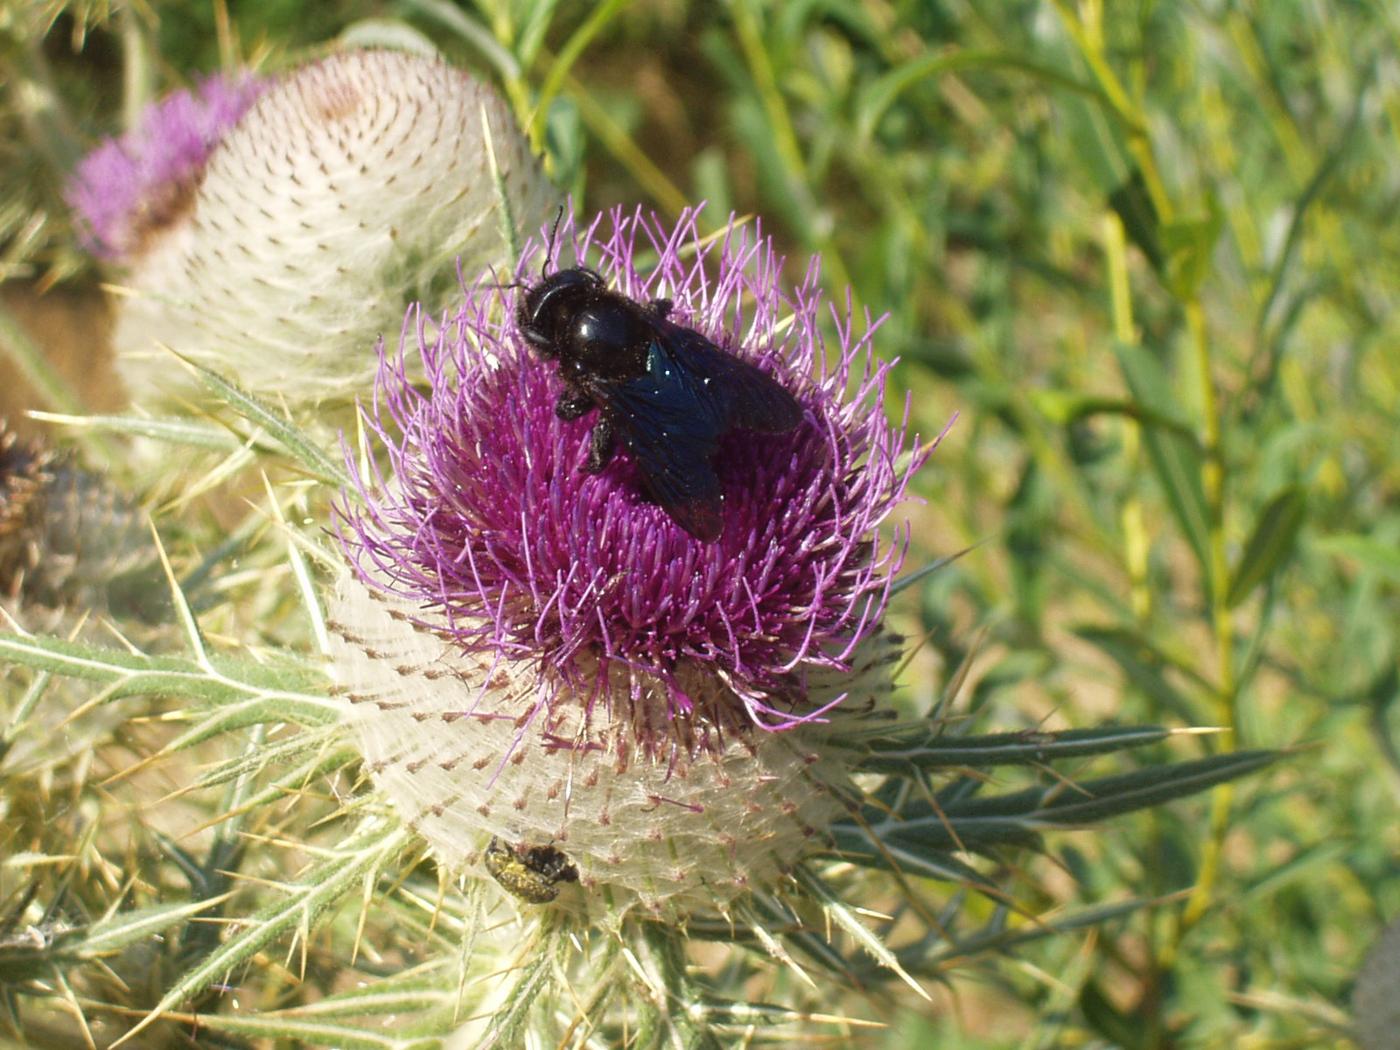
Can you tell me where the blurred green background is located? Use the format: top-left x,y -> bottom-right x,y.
3,1 -> 1397,1046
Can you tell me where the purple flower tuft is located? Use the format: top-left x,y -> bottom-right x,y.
67,72 -> 265,259
337,206 -> 937,739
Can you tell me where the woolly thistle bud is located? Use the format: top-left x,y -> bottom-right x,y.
330,207 -> 936,917
0,425 -> 158,623
102,49 -> 557,409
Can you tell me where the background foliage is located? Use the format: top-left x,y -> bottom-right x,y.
2,0 -> 1396,1046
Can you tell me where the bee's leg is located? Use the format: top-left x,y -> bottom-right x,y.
584,418 -> 618,473
555,388 -> 593,421
648,298 -> 673,319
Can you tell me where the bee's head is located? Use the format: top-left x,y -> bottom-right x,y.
517,268 -> 604,359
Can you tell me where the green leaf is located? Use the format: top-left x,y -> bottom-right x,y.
744,890 -> 853,980
194,730 -> 347,791
529,0 -> 631,144
827,820 -> 998,887
0,632 -> 340,728
1227,486 -> 1307,608
73,900 -> 228,960
0,899 -> 225,979
399,0 -> 521,81
203,745 -> 359,825
890,545 -> 976,595
177,962 -> 469,1047
944,749 -> 1277,830
1114,342 -> 1212,580
154,1010 -> 446,1050
115,822 -> 412,1048
837,751 -> 1275,871
179,355 -> 352,488
481,101 -> 522,263
1027,390 -> 1199,441
1160,195 -> 1224,300
892,897 -> 1161,975
856,725 -> 1172,773
853,49 -> 1126,143
1108,168 -> 1163,273
791,867 -> 929,1000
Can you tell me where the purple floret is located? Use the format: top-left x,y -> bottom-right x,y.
337,206 -> 940,733
67,72 -> 265,259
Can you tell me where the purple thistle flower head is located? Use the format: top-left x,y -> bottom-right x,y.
67,72 -> 264,260
337,206 -> 936,745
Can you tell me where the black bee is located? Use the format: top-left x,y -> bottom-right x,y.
516,246 -> 804,542
483,837 -> 579,904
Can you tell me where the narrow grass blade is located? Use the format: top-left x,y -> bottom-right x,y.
27,411 -> 245,451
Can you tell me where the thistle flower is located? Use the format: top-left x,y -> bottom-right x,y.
105,48 -> 557,409
331,207 -> 933,916
66,73 -> 265,261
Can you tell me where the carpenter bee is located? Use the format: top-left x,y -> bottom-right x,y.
483,837 -> 579,904
516,238 -> 804,542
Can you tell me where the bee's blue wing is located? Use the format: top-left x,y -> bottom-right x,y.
602,329 -> 802,542
662,324 -> 804,434
605,341 -> 729,541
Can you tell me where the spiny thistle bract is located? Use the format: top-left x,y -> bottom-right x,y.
332,206 -> 934,918
98,48 -> 557,410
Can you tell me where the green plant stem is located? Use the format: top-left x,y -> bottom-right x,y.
1103,208 -> 1165,1045
119,7 -> 154,133
1103,212 -> 1151,622
562,70 -> 690,218
1053,0 -> 1239,977
527,0 -> 632,150
729,0 -> 853,298
1180,297 -> 1237,932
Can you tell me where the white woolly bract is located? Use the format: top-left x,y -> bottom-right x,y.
327,572 -> 894,917
114,48 -> 557,407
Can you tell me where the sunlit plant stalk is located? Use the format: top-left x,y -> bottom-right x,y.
1050,0 -> 1238,967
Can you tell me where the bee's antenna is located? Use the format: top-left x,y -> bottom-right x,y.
484,264 -> 523,298
543,205 -> 565,279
